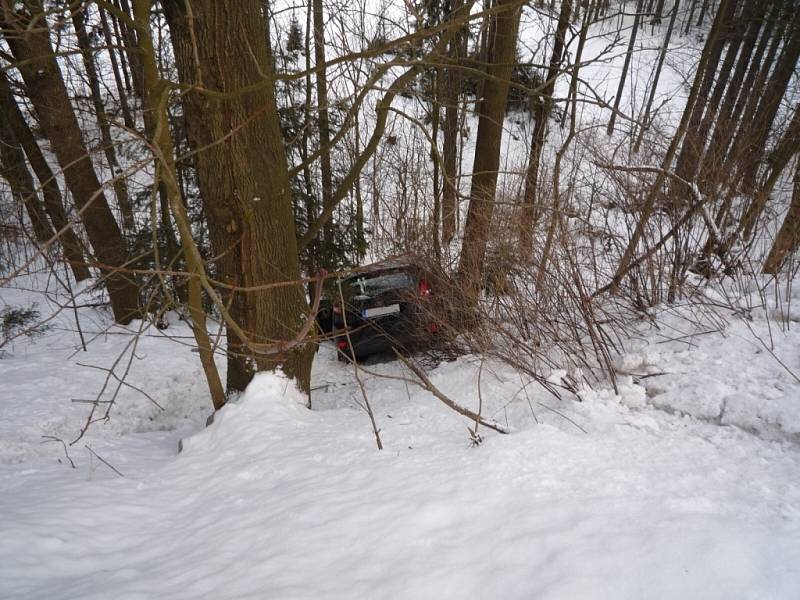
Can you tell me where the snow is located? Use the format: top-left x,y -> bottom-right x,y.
2,271 -> 800,599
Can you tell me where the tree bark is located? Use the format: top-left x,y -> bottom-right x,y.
739,102 -> 800,240
114,0 -> 145,99
722,1 -> 791,182
457,0 -> 522,303
163,0 -> 315,395
1,1 -> 139,323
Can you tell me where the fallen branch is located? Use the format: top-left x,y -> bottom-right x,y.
395,351 -> 510,435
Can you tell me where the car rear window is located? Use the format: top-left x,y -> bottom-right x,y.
347,271 -> 414,296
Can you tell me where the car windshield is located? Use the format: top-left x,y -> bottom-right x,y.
347,271 -> 414,297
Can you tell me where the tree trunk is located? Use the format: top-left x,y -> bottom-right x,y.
606,0 -> 644,136
675,0 -> 753,188
163,0 -> 315,396
457,0 -> 522,303
763,159 -> 800,274
734,10 -> 800,196
519,0 -> 572,250
1,1 -> 139,323
431,66 -> 442,260
441,0 -> 467,246
699,0 -> 775,190
634,0 -> 680,153
722,2 -> 791,183
72,6 -> 135,231
300,0 -> 318,270
313,0 -> 335,258
684,0 -> 698,35
0,70 -> 90,280
132,0 -> 226,411
97,4 -> 135,130
696,0 -> 711,26
0,131 -> 55,243
671,0 -> 739,194
739,102 -> 800,240
114,0 -> 145,99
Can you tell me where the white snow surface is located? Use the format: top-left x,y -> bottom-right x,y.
2,273 -> 800,599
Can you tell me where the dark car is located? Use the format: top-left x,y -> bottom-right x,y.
332,257 -> 439,361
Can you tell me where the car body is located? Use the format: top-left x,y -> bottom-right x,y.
332,256 -> 437,361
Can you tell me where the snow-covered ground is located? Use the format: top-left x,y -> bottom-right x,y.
1,268 -> 799,599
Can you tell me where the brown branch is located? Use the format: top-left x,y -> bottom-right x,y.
395,352 -> 510,434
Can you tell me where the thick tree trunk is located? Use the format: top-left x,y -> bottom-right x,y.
457,0 -> 522,303
72,6 -> 135,231
0,70 -> 90,280
163,0 -> 315,395
1,1 -> 139,323
519,0 -> 572,251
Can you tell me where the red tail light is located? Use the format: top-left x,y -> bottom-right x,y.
418,278 -> 431,296
333,303 -> 342,315
337,340 -> 348,350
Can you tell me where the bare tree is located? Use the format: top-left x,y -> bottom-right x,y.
458,0 -> 523,303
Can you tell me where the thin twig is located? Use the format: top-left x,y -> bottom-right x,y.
84,444 -> 124,477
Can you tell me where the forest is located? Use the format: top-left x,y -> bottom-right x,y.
1,0 -> 799,598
